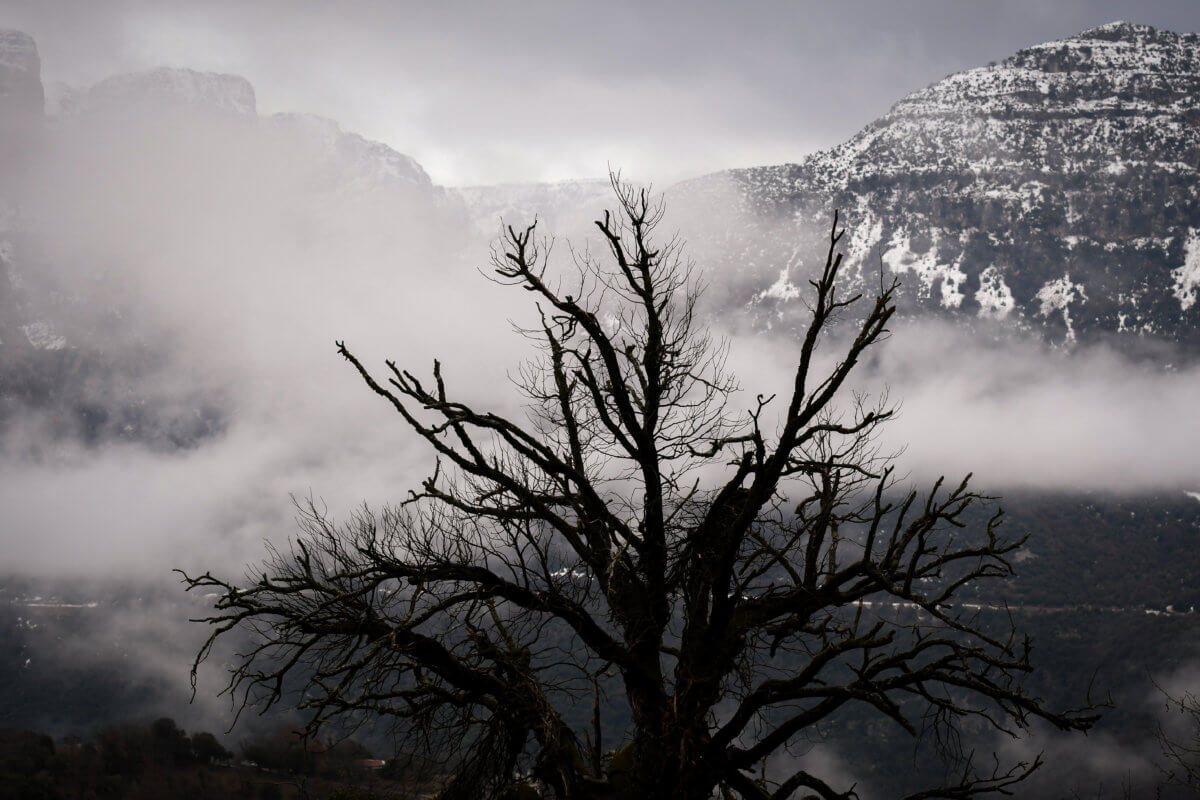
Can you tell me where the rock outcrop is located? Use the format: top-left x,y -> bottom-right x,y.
0,29 -> 43,116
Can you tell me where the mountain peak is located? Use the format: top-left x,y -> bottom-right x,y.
1071,21 -> 1160,42
998,20 -> 1199,76
83,67 -> 256,117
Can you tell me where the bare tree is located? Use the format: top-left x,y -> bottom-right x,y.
1157,683 -> 1200,791
181,177 -> 1096,800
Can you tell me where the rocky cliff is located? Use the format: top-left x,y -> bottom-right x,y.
672,22 -> 1200,349
0,29 -> 43,116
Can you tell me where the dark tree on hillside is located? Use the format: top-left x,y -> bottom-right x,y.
182,178 -> 1096,800
189,731 -> 233,765
149,717 -> 192,767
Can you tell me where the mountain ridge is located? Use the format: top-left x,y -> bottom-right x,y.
669,20 -> 1200,349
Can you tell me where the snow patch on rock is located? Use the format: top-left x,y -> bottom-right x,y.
21,322 -> 66,351
1170,229 -> 1200,311
1035,273 -> 1088,343
843,210 -> 883,286
760,267 -> 802,301
881,231 -> 966,308
975,266 -> 1015,319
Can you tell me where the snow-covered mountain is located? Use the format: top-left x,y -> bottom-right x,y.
671,22 -> 1200,348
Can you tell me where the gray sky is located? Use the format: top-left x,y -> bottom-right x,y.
5,0 -> 1200,185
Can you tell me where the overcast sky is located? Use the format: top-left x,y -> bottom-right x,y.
5,0 -> 1200,185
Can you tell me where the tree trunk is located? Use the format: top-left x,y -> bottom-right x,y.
613,713 -> 716,800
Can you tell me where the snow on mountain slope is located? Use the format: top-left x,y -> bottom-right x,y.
264,112 -> 438,196
671,22 -> 1200,348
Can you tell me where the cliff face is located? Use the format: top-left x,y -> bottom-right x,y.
80,67 -> 257,117
673,22 -> 1200,348
0,29 -> 43,116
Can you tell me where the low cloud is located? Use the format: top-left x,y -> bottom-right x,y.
4,101 -> 1198,591
0,104 -> 531,579
722,319 -> 1200,495
876,323 -> 1200,493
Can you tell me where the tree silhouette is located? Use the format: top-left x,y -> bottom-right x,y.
182,177 -> 1095,800
1158,682 -> 1200,790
